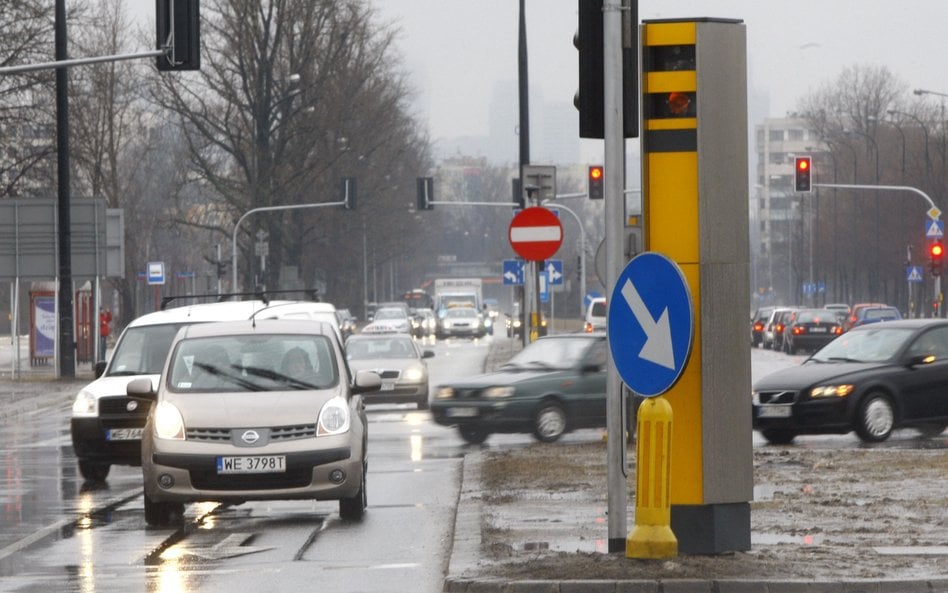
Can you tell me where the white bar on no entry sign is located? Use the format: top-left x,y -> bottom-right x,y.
511,226 -> 562,243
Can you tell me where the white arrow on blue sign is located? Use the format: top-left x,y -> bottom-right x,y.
607,252 -> 694,397
502,259 -> 525,285
546,259 -> 563,285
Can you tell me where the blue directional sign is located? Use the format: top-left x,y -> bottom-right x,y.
608,252 -> 694,397
545,259 -> 564,285
502,259 -> 525,285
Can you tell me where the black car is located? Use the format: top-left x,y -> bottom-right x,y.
753,319 -> 948,444
431,333 -> 607,444
781,308 -> 843,354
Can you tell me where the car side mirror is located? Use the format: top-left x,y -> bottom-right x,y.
352,370 -> 382,394
94,361 -> 107,379
907,353 -> 936,367
422,350 -> 435,359
126,377 -> 157,402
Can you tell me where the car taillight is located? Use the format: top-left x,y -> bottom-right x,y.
753,322 -> 764,331
584,322 -> 593,333
793,327 -> 803,335
776,324 -> 784,331
833,327 -> 843,335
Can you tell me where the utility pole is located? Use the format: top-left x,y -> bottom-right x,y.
517,0 -> 531,348
55,0 -> 75,378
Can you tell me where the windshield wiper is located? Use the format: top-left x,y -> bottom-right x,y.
235,364 -> 319,390
825,356 -> 862,363
193,362 -> 266,391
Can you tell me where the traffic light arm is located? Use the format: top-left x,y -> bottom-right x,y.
231,200 -> 348,293
0,49 -> 168,75
812,183 -> 938,213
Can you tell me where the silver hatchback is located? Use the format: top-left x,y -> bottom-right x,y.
128,319 -> 380,526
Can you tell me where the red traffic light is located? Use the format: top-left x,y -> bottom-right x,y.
796,158 -> 809,172
931,242 -> 944,258
588,165 -> 604,200
794,156 -> 812,193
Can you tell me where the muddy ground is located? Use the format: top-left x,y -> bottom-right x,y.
471,438 -> 948,582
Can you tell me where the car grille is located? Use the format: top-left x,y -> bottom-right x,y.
186,424 -> 317,442
757,390 -> 797,405
451,388 -> 481,399
191,468 -> 313,490
378,370 -> 400,379
99,396 -> 152,418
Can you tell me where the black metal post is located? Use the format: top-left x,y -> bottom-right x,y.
517,0 -> 530,347
56,0 -> 75,377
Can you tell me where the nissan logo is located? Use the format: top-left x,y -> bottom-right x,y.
241,430 -> 260,444
126,400 -> 138,412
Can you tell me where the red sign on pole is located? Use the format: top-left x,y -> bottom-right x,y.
508,207 -> 563,261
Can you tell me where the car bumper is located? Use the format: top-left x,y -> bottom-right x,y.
144,443 -> 363,503
362,383 -> 428,405
71,417 -> 146,466
752,398 -> 851,433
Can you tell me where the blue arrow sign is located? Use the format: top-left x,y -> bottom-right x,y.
545,259 -> 563,285
925,219 -> 944,238
608,252 -> 694,397
502,259 -> 525,285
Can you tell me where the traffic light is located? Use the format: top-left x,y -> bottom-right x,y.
794,156 -> 812,193
930,240 -> 944,276
588,165 -> 604,199
416,177 -> 434,211
341,177 -> 357,210
573,0 -> 638,139
576,254 -> 583,280
511,178 -> 524,209
216,260 -> 227,277
156,0 -> 201,71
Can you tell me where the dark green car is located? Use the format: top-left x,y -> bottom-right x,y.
431,334 -> 607,444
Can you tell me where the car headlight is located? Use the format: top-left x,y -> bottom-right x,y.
483,386 -> 515,398
317,397 -> 351,435
72,390 -> 98,417
154,401 -> 185,440
403,366 -> 425,382
436,386 -> 455,399
809,384 -> 854,399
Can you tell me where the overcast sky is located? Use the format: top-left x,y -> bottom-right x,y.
131,1 -> 948,143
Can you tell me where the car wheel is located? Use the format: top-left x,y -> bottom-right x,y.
916,423 -> 947,438
78,460 -> 110,482
533,401 -> 567,443
458,424 -> 489,445
416,395 -> 429,410
760,429 -> 797,445
339,461 -> 367,521
855,392 -> 895,442
143,492 -> 184,527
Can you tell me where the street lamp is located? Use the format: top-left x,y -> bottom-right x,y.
888,109 -> 932,177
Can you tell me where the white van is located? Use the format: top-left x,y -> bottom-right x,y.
585,297 -> 607,333
69,299 -> 338,482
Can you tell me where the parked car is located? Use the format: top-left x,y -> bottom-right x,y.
70,299 -> 274,482
781,308 -> 843,354
850,305 -> 901,328
585,297 -> 607,333
753,319 -> 948,444
844,302 -> 887,331
770,308 -> 798,352
750,306 -> 774,347
345,333 -> 434,409
128,318 -> 381,526
431,333 -> 608,444
436,306 -> 485,339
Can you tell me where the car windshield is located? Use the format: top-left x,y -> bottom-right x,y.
167,334 -> 337,392
810,327 -> 914,363
590,301 -> 607,316
446,308 -> 477,318
375,308 -> 407,320
796,310 -> 831,324
108,323 -> 187,376
502,337 -> 597,370
346,337 -> 416,360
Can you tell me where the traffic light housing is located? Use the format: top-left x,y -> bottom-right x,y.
216,260 -> 227,277
574,0 -> 638,139
930,240 -> 944,276
511,178 -> 524,210
341,177 -> 357,210
416,177 -> 434,211
588,165 -> 604,199
156,0 -> 201,71
794,156 -> 812,193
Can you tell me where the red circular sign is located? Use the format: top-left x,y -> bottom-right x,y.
508,207 -> 563,261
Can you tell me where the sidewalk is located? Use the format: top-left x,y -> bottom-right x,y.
0,334 -> 99,381
444,335 -> 948,593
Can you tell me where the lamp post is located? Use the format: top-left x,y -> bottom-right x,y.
888,108 -> 932,178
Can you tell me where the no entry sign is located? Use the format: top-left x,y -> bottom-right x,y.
508,207 -> 563,261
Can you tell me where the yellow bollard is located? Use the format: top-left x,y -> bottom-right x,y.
627,395 -> 677,558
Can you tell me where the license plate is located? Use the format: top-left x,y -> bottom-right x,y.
380,382 -> 395,391
106,427 -> 143,441
217,455 -> 286,474
809,327 -> 827,333
446,407 -> 478,418
757,405 -> 792,418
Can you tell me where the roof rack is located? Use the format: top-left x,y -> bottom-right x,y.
160,288 -> 320,311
